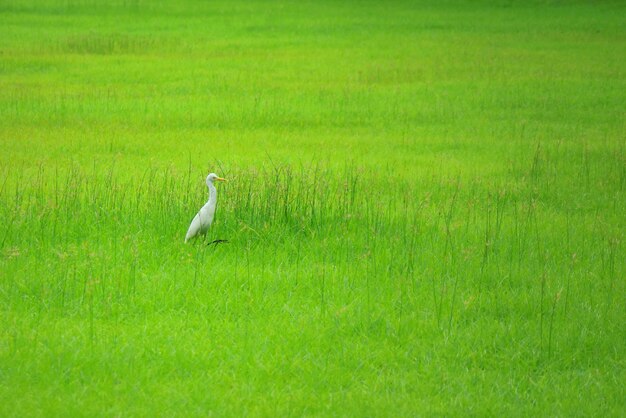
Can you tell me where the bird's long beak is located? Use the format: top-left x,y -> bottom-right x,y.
216,177 -> 226,182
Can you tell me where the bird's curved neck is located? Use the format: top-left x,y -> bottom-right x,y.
207,182 -> 217,204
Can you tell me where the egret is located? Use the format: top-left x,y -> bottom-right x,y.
185,173 -> 226,243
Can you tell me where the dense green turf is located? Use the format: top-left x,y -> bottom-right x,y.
1,0 -> 625,416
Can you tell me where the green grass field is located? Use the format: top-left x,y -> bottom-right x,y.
1,0 -> 625,416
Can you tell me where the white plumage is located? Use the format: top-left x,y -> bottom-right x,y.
185,173 -> 226,243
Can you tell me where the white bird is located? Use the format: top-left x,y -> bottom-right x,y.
185,173 -> 226,243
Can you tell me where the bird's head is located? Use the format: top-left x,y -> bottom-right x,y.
206,173 -> 226,186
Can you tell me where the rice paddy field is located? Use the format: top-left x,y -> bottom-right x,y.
1,0 -> 625,416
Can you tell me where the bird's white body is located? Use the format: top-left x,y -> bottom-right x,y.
185,173 -> 225,243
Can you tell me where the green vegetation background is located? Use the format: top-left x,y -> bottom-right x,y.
1,0 -> 624,416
